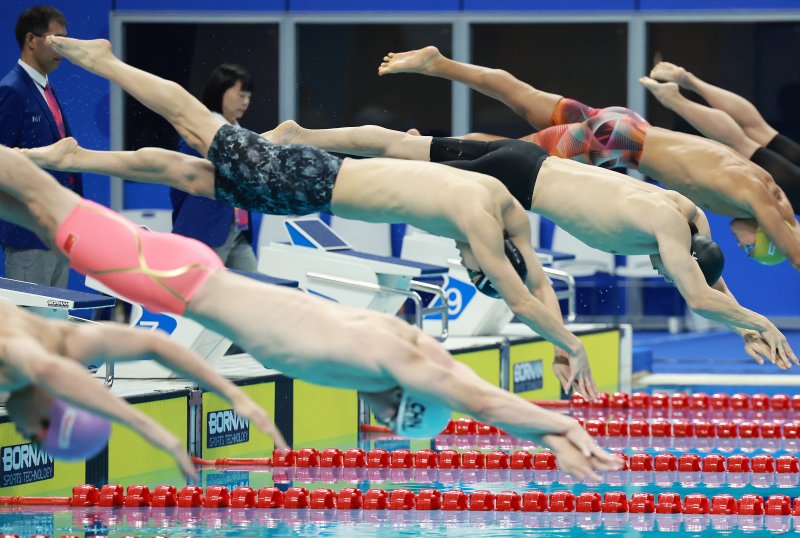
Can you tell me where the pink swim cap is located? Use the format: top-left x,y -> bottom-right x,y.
41,399 -> 111,460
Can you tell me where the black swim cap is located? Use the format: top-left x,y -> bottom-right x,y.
691,232 -> 725,286
468,239 -> 528,298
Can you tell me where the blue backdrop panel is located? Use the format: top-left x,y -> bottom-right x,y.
641,0 -> 800,8
465,0 -> 636,10
116,0 -> 284,10
123,182 -> 172,210
706,212 -> 800,318
290,0 -> 460,10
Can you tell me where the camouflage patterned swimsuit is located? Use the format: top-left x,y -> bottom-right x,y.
208,124 -> 343,215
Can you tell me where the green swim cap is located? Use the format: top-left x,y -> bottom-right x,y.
751,226 -> 786,266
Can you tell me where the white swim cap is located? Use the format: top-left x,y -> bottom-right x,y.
390,391 -> 451,439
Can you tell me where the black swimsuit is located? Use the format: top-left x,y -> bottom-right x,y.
767,133 -> 800,167
208,124 -> 343,215
750,137 -> 800,212
430,138 -> 548,210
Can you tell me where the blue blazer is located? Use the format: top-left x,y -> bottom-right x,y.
170,139 -> 253,248
0,63 -> 83,249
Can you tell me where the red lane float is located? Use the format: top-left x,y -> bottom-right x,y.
4,487 -> 800,516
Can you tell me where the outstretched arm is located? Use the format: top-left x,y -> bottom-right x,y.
528,259 -> 596,399
690,209 -> 790,363
2,337 -> 197,479
63,323 -> 287,448
19,138 -> 216,198
650,61 -> 778,146
465,213 -> 589,371
688,208 -> 795,364
385,351 -> 620,480
505,205 -> 597,400
656,219 -> 796,368
378,46 -> 561,130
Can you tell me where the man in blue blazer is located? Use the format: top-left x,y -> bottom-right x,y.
0,5 -> 82,287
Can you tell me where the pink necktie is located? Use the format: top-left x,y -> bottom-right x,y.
234,208 -> 249,231
43,82 -> 74,186
43,83 -> 66,138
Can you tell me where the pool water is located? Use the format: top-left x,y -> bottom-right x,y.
2,504 -> 793,537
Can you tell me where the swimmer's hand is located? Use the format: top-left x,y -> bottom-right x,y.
141,421 -> 198,480
552,347 -> 599,402
231,395 -> 289,450
744,327 -> 798,370
167,436 -> 199,481
541,424 -> 623,481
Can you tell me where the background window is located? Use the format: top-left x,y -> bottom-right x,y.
470,23 -> 628,137
124,22 -> 280,151
297,24 -> 452,134
647,22 -> 800,143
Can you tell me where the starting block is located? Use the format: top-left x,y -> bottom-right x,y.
85,270 -> 299,381
0,277 -> 115,319
258,219 -> 450,338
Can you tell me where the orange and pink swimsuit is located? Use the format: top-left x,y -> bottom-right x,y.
55,200 -> 224,314
526,98 -> 651,170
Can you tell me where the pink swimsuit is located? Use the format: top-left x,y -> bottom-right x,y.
55,200 -> 224,314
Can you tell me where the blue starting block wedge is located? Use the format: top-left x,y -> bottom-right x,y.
0,277 -> 114,319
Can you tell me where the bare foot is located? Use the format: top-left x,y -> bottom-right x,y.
22,137 -> 80,170
649,61 -> 689,86
639,76 -> 682,107
378,46 -> 442,76
46,36 -> 113,72
261,120 -> 303,145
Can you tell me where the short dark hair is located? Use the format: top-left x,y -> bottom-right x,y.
15,5 -> 67,49
201,64 -> 253,113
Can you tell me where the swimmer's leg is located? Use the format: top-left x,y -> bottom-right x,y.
47,37 -> 224,156
264,120 -> 432,161
650,61 -> 778,146
378,46 -> 562,130
0,146 -> 80,239
0,189 -> 43,237
641,76 -> 760,158
455,133 -> 509,142
20,138 -> 216,197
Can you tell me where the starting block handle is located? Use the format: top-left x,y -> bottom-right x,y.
306,272 -> 423,329
410,280 -> 449,341
544,267 -> 576,322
